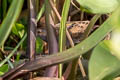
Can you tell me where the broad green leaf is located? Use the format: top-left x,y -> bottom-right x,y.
103,69 -> 120,80
107,7 -> 120,59
0,0 -> 24,47
0,64 -> 9,76
89,40 -> 120,80
12,23 -> 25,38
12,24 -> 19,36
76,0 -> 119,14
108,30 -> 120,60
36,37 -> 43,54
111,6 -> 120,29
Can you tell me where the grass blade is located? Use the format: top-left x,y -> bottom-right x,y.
0,33 -> 27,67
0,0 -> 24,47
59,0 -> 71,78
37,4 -> 45,22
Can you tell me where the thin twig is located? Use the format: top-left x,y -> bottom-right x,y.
49,0 -> 74,47
71,1 -> 80,11
78,58 -> 86,78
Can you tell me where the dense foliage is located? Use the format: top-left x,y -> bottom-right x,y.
0,0 -> 120,80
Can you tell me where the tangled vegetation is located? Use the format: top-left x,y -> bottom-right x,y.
0,0 -> 120,80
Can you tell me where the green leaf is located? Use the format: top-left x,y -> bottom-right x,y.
89,40 -> 120,80
36,37 -> 43,54
58,0 -> 71,78
0,0 -> 24,47
107,7 -> 120,59
76,0 -> 119,14
0,64 -> 9,76
2,0 -> 7,18
103,69 -> 120,80
108,30 -> 120,60
12,23 -> 25,38
16,53 -> 21,61
59,0 -> 71,51
111,6 -> 120,29
37,4 -> 45,22
12,24 -> 19,36
0,33 -> 27,67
